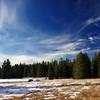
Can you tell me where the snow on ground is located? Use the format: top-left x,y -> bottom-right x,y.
0,78 -> 47,99
0,78 -> 27,83
0,78 -> 100,99
0,77 -> 45,83
0,78 -> 64,99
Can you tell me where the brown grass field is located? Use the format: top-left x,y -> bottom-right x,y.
2,78 -> 100,100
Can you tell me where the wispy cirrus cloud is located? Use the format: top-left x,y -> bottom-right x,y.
0,0 -> 99,65
76,16 -> 100,35
0,32 -> 84,65
35,34 -> 85,60
85,17 -> 100,25
0,0 -> 18,29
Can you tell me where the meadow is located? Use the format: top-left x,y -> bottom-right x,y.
1,78 -> 100,100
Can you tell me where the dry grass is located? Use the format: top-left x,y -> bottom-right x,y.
11,86 -> 100,100
3,78 -> 100,100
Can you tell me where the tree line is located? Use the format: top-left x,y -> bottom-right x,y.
0,51 -> 99,79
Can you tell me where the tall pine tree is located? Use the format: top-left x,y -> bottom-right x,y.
73,52 -> 91,79
2,59 -> 12,78
92,52 -> 100,77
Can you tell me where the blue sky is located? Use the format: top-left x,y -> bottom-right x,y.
0,0 -> 100,64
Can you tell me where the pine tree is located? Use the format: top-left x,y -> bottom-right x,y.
0,51 -> 99,79
37,63 -> 43,77
91,52 -> 100,78
48,62 -> 55,79
91,57 -> 98,78
96,52 -> 100,77
0,67 -> 2,78
73,59 -> 83,79
73,52 -> 91,79
2,59 -> 12,78
30,64 -> 37,77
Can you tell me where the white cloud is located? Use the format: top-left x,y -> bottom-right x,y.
81,48 -> 90,53
0,54 -> 51,66
55,42 -> 80,51
88,37 -> 94,43
0,35 -> 83,65
88,37 -> 94,41
39,34 -> 69,45
1,1 -> 99,65
88,36 -> 100,43
77,39 -> 86,42
76,16 -> 100,35
0,0 -> 24,31
33,36 -> 83,61
0,1 -> 14,29
86,17 -> 100,25
0,2 -> 8,29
